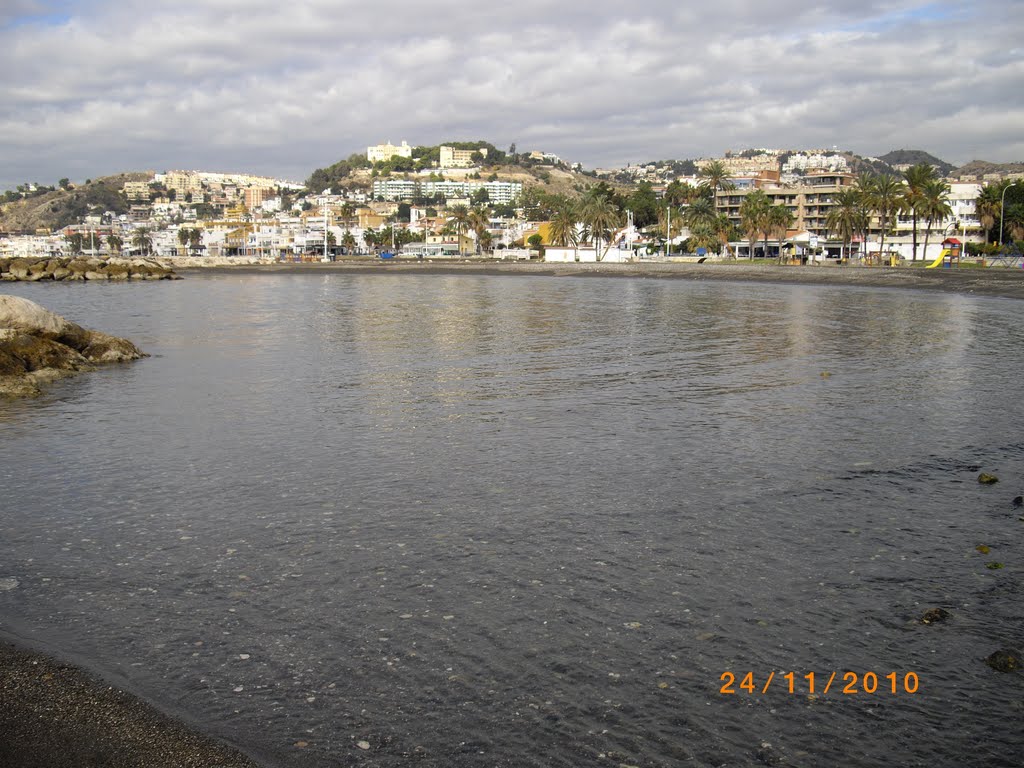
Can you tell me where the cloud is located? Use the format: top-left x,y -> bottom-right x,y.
0,0 -> 1021,189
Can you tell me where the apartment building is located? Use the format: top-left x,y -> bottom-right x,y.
372,178 -> 522,204
714,173 -> 856,236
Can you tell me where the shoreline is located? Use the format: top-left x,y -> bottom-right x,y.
0,637 -> 267,768
174,260 -> 1024,300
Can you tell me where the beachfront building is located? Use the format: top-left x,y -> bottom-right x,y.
367,140 -> 413,163
715,173 -> 856,237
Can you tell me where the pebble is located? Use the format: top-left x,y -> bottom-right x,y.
357,740 -> 371,750
0,578 -> 19,591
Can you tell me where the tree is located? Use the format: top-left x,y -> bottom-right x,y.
739,190 -> 770,259
131,228 -> 153,256
548,198 -> 580,260
177,227 -> 193,256
107,234 -> 123,254
59,178 -> 70,190
826,189 -> 865,261
870,174 -> 903,263
189,228 -> 203,254
468,208 -> 490,254
447,204 -> 471,252
918,178 -> 952,264
901,163 -> 938,261
64,232 -> 85,254
767,204 -> 794,262
580,195 -> 621,261
698,160 -> 731,196
627,181 -> 659,228
341,231 -> 357,253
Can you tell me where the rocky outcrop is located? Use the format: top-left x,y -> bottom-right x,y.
0,257 -> 179,282
0,295 -> 147,398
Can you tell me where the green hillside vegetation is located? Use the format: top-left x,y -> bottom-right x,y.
0,173 -> 143,232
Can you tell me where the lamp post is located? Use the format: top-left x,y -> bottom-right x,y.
665,206 -> 670,258
322,192 -> 331,262
999,180 -> 1021,248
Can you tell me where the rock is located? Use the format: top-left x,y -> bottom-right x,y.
8,259 -> 31,279
985,562 -> 1004,570
51,268 -> 71,281
84,270 -> 108,281
984,648 -> 1020,673
920,607 -> 950,624
0,295 -> 146,398
1013,496 -> 1023,508
106,263 -> 130,280
978,473 -> 999,484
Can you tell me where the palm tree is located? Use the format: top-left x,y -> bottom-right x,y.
698,160 -> 730,196
975,183 -> 1004,243
107,234 -> 123,254
580,196 -> 621,261
901,163 -> 938,261
857,174 -> 901,263
468,208 -> 490,254
341,231 -> 357,254
548,198 -> 580,260
918,179 -> 952,264
188,228 -> 203,255
739,191 -> 770,259
826,189 -> 865,261
1005,203 -> 1024,245
132,228 -> 153,257
447,204 -> 471,253
177,227 -> 193,256
767,204 -> 794,262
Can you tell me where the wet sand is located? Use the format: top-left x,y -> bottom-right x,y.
0,639 -> 265,768
176,260 -> 1024,300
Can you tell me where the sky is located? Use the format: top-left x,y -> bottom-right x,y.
1,0 -> 1022,190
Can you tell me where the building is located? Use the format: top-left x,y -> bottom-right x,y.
122,181 -> 151,202
439,145 -> 487,169
367,140 -> 413,163
714,173 -> 856,236
372,178 -> 523,204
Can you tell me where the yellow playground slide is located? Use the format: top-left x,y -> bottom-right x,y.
925,249 -> 951,269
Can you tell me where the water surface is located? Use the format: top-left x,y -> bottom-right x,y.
1,274 -> 1022,767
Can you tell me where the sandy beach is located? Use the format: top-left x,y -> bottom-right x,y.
175,259 -> 1024,300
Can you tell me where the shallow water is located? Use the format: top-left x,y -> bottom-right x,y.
1,274 -> 1023,767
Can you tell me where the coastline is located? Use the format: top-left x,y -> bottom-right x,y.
0,637 -> 266,768
174,260 -> 1024,300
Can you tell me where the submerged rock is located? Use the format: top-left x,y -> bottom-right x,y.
919,608 -> 950,624
984,648 -> 1021,673
978,473 -> 999,485
0,295 -> 147,398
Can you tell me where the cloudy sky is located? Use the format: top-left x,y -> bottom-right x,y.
1,0 -> 1022,190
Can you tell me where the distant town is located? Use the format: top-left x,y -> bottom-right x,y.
1,140 -> 1023,266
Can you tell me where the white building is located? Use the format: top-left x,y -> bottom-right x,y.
367,140 -> 413,163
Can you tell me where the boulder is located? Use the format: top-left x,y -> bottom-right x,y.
52,268 -> 72,281
984,648 -> 1020,673
9,259 -> 31,279
0,296 -> 146,398
84,270 -> 109,281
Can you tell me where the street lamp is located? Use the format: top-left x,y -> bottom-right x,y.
998,180 -> 1021,248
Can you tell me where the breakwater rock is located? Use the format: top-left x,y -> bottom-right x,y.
0,256 -> 180,282
0,295 -> 147,398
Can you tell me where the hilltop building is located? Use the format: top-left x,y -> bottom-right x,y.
439,145 -> 487,169
367,141 -> 413,163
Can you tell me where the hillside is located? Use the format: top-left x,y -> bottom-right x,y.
878,149 -> 955,175
0,173 -> 146,233
950,159 -> 1024,180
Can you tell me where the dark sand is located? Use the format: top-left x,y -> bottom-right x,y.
4,258 -> 1024,766
177,259 -> 1024,300
0,639 -> 265,768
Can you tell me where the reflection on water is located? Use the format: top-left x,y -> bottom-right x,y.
1,275 -> 1022,768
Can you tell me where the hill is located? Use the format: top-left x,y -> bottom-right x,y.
949,159 -> 1024,180
0,173 -> 146,233
878,149 -> 955,175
